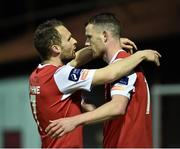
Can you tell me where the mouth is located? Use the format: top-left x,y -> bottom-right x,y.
73,45 -> 77,50
73,46 -> 77,52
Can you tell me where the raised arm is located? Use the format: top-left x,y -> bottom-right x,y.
69,37 -> 138,68
69,46 -> 96,67
92,49 -> 161,86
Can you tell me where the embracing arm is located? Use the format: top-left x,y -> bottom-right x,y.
69,46 -> 95,67
45,95 -> 128,138
92,49 -> 161,86
81,99 -> 96,112
120,37 -> 137,54
69,38 -> 139,67
77,95 -> 128,124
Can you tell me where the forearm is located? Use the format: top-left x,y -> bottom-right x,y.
93,51 -> 145,85
72,101 -> 121,126
109,51 -> 145,80
70,47 -> 95,67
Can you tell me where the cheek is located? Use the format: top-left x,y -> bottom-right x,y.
90,40 -> 96,48
63,44 -> 71,53
93,42 -> 101,50
61,47 -> 69,57
66,43 -> 73,51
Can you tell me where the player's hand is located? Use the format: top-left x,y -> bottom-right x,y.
81,99 -> 96,112
120,38 -> 138,54
45,117 -> 77,138
140,49 -> 162,66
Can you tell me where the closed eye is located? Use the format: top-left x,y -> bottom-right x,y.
68,36 -> 71,41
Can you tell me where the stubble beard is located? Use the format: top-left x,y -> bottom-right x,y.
60,54 -> 74,65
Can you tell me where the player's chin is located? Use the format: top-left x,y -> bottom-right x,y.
72,50 -> 76,57
61,55 -> 75,64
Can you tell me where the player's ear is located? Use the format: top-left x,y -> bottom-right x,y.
51,45 -> 61,54
103,31 -> 108,43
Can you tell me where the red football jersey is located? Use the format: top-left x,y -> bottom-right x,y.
29,64 -> 95,148
103,50 -> 152,148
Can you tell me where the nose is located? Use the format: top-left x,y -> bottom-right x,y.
73,38 -> 77,44
85,39 -> 90,46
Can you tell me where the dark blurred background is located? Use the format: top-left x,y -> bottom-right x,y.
0,0 -> 180,147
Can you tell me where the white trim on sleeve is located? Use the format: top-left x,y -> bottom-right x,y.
54,64 -> 96,95
111,73 -> 137,99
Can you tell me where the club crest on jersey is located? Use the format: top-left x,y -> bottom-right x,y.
68,68 -> 82,82
117,76 -> 129,85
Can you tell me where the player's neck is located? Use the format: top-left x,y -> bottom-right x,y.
104,40 -> 121,63
42,57 -> 63,67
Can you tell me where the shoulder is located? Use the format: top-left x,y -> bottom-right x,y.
117,50 -> 130,59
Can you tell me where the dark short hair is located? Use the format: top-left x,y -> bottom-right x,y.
34,19 -> 64,60
86,13 -> 121,38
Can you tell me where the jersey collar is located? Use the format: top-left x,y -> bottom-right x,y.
109,49 -> 124,64
38,63 -> 57,68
